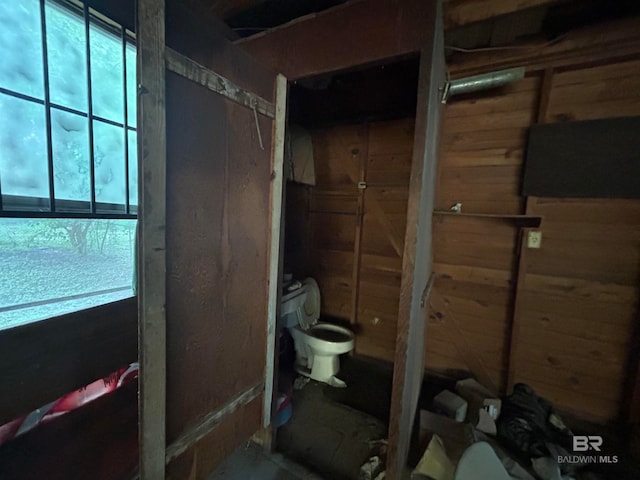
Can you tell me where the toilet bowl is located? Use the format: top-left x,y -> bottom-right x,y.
282,278 -> 354,387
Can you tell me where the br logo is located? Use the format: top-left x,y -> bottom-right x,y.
573,435 -> 603,452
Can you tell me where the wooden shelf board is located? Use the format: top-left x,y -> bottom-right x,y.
433,211 -> 542,227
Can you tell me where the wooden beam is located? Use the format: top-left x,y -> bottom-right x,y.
237,0 -> 571,80
386,2 -> 444,478
165,48 -> 275,118
175,0 -> 240,40
505,68 -> 551,391
215,0 -> 562,26
239,1 -> 640,82
257,82 -> 288,448
263,73 -> 287,428
165,0 -> 276,101
448,16 -> 640,76
0,298 -> 137,426
535,68 -> 554,124
137,0 -> 167,478
237,0 -> 434,80
443,0 -> 565,30
210,0 -> 268,19
165,381 -> 264,463
506,227 -> 531,390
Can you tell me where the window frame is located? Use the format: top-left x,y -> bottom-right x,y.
0,0 -> 138,444
0,0 -> 139,332
0,0 -> 138,219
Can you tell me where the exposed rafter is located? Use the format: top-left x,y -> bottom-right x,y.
209,0 -> 269,19
443,0 -> 567,29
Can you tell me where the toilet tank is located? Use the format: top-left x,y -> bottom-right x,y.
280,286 -> 307,328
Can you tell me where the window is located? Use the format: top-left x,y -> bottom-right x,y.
0,0 -> 137,213
0,1 -> 137,330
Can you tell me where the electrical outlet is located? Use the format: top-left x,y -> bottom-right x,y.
527,231 -> 542,249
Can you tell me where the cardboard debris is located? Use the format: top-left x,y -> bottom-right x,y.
455,378 -> 501,435
418,410 -> 474,465
433,390 -> 468,422
412,435 -> 455,480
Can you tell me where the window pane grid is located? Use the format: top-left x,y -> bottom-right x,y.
0,0 -> 136,219
84,2 -> 96,214
0,87 -> 136,130
41,0 -> 56,213
122,28 -> 130,215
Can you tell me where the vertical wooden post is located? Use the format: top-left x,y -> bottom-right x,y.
535,68 -> 554,124
137,0 -> 167,478
506,227 -> 531,390
386,1 -> 444,478
625,332 -> 640,424
506,68 -> 553,391
350,124 -> 369,326
264,74 -> 288,430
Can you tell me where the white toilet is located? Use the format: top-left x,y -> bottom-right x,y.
281,278 -> 354,387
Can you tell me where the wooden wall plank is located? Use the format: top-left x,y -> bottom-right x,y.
0,383 -> 138,480
431,48 -> 640,425
353,119 -> 413,358
137,0 -> 167,477
303,124 -> 365,323
0,298 -> 137,426
166,396 -> 263,480
166,381 -> 264,463
448,17 -> 640,76
507,59 -> 640,422
429,291 -> 499,392
309,193 -> 359,214
547,59 -> 640,123
312,124 -> 366,191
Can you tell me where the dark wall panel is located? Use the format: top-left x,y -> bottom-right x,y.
523,116 -> 640,198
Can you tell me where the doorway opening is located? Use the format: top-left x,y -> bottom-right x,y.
274,56 -> 420,479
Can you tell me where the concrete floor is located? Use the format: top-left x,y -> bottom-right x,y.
276,379 -> 388,480
210,356 -> 394,479
209,442 -> 325,480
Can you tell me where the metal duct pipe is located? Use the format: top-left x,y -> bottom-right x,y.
442,67 -> 526,103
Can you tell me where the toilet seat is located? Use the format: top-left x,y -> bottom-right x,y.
301,323 -> 354,354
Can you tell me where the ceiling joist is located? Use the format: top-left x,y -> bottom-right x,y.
443,0 -> 567,29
